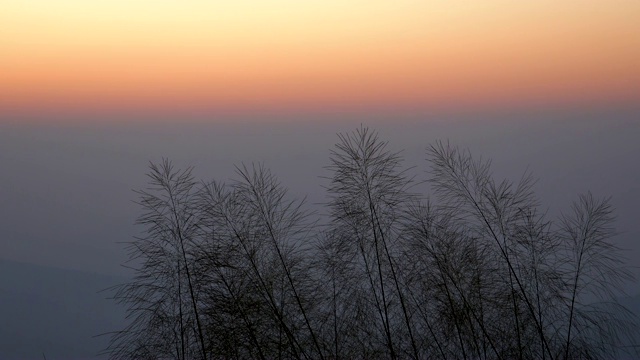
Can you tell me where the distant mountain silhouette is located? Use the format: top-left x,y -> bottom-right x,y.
0,259 -> 128,360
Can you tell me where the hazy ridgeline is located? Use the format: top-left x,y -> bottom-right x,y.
106,127 -> 638,359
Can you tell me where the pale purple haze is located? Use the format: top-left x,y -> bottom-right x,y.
1,106 -> 639,358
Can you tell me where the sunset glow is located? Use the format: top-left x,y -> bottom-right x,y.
2,1 -> 639,119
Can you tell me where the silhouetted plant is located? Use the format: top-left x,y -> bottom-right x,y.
107,128 -> 637,360
106,160 -> 206,360
196,164 -> 323,360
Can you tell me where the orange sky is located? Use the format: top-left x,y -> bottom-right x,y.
1,1 -> 639,118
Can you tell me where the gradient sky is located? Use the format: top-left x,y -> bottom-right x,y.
2,4 -> 640,357
2,1 -> 639,119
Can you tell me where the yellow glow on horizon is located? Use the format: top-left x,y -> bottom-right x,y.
1,1 -> 639,117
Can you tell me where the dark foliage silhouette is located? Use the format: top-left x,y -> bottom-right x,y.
107,127 -> 637,359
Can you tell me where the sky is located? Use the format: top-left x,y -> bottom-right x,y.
1,2 -> 640,358
0,0 -> 639,288
1,1 -> 639,119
